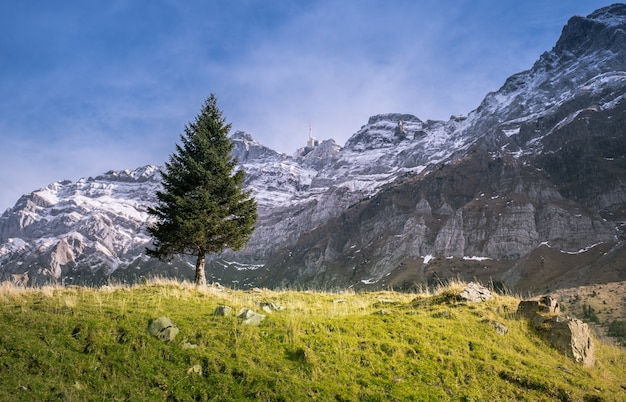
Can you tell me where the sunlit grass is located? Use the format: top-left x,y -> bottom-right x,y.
0,278 -> 624,400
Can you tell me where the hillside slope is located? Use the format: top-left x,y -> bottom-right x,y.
0,281 -> 625,400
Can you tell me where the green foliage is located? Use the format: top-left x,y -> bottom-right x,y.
147,94 -> 257,284
608,319 -> 626,341
1,281 -> 625,401
582,303 -> 600,323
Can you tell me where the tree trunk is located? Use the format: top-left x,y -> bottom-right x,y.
194,252 -> 207,286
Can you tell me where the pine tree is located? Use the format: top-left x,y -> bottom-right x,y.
147,94 -> 257,285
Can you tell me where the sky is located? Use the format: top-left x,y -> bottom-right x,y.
0,0 -> 613,212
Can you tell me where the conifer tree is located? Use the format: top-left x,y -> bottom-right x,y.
147,94 -> 257,285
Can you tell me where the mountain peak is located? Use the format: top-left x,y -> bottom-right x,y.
367,113 -> 422,125
95,165 -> 160,183
588,3 -> 626,25
553,4 -> 626,57
231,130 -> 284,163
231,130 -> 256,142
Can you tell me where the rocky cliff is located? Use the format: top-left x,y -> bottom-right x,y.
1,5 -> 626,292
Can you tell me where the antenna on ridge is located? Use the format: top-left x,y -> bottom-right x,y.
306,119 -> 319,148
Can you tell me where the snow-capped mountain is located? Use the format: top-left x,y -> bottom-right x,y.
0,166 -> 160,285
1,4 -> 626,292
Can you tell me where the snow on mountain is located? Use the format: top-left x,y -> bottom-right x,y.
467,4 -> 626,154
0,166 -> 161,282
231,131 -> 318,208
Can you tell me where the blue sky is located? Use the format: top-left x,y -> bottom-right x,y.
0,0 -> 612,211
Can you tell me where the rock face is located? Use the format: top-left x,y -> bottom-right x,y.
1,5 -> 626,292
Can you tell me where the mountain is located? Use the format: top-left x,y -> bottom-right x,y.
2,4 -> 626,292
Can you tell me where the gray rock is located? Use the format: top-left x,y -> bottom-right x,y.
237,308 -> 266,325
517,296 -> 560,318
540,316 -> 595,367
237,308 -> 255,319
214,305 -> 233,316
518,299 -> 594,366
259,302 -> 285,313
243,313 -> 266,326
459,282 -> 493,302
492,321 -> 508,335
147,316 -> 179,342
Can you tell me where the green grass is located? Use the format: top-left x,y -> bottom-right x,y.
0,279 -> 625,401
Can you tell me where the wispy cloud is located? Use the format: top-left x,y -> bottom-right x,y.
0,0 -> 610,211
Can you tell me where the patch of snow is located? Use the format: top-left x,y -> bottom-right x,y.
463,256 -> 491,261
502,127 -> 520,137
224,261 -> 265,271
562,242 -> 604,255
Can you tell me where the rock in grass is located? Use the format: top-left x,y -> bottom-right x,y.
259,302 -> 285,313
517,296 -> 560,318
147,316 -> 179,342
187,364 -> 202,375
492,321 -> 508,335
459,282 -> 493,302
534,315 -> 595,367
214,305 -> 233,316
237,308 -> 266,325
180,340 -> 198,349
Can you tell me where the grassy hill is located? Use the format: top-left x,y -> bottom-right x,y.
0,279 -> 625,401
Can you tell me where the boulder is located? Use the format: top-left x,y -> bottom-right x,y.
535,315 -> 595,367
459,282 -> 493,302
147,316 -> 179,342
237,308 -> 266,325
214,305 -> 233,316
517,296 -> 560,318
259,302 -> 285,314
518,298 -> 594,367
